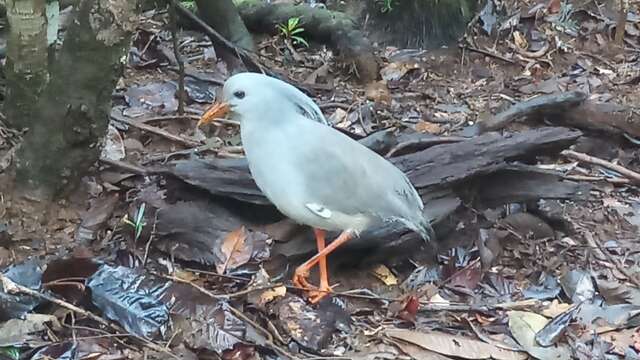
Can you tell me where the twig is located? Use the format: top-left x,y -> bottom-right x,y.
459,44 -> 516,64
418,298 -> 541,313
0,273 -> 179,359
583,232 -> 640,288
111,113 -> 202,147
561,150 -> 640,184
169,1 -> 185,115
161,274 -> 282,299
139,114 -> 201,123
564,174 -> 630,185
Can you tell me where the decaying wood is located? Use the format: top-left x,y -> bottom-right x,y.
466,91 -> 588,135
166,157 -> 267,205
166,127 -> 582,202
466,90 -> 640,139
394,126 -> 582,189
562,101 -> 640,138
466,165 -> 592,207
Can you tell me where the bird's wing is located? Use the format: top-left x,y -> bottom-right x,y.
287,118 -> 421,221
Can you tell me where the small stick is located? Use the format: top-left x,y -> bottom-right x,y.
564,174 -> 630,185
458,44 -> 516,64
169,1 -> 186,115
561,150 -> 640,184
111,113 -> 202,147
583,231 -> 640,288
0,273 -> 178,359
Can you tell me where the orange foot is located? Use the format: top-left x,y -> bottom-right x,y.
293,268 -> 332,304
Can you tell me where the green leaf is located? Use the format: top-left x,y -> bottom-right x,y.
135,203 -> 146,227
292,36 -> 309,47
0,347 -> 20,360
290,27 -> 305,35
288,17 -> 300,29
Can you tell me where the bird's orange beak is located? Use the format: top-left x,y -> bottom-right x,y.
197,102 -> 231,128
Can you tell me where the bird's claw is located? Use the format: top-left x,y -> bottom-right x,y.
306,285 -> 333,304
293,268 -> 333,304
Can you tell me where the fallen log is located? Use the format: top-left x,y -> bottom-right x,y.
462,91 -> 588,136
463,91 -> 640,139
165,127 -> 582,202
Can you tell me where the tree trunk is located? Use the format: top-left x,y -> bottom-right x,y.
195,0 -> 254,52
4,0 -> 49,130
14,0 -> 137,198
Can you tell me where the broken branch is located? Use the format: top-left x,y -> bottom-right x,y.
561,150 -> 640,185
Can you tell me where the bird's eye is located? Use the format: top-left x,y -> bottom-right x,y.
233,90 -> 245,99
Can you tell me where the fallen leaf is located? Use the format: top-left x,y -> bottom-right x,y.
255,286 -> 286,307
371,264 -> 398,286
385,328 -> 527,360
380,61 -> 419,81
513,31 -> 529,50
541,300 -> 572,318
447,259 -> 482,290
547,0 -> 561,14
508,311 -> 572,360
415,121 -> 442,134
218,227 -> 250,274
393,339 -> 453,359
365,81 -> 391,104
100,125 -> 125,161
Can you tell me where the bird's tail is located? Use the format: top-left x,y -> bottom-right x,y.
406,217 -> 436,242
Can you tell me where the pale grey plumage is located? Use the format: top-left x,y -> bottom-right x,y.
220,72 -> 434,241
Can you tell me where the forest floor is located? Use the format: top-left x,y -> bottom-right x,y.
1,1 -> 640,360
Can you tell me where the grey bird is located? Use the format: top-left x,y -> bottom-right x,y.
198,72 -> 434,302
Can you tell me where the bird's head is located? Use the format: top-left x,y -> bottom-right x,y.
197,72 -> 327,128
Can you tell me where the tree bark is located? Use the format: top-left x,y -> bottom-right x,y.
14,0 -> 137,198
194,0 -> 254,52
4,0 -> 49,130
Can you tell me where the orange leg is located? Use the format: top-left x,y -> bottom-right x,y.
293,230 -> 355,303
314,229 -> 330,290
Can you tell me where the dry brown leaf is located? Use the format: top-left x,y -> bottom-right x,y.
256,285 -> 286,307
415,121 -> 442,134
541,299 -> 572,318
365,81 -> 391,104
385,328 -> 527,360
547,0 -> 561,14
513,31 -> 528,50
371,264 -> 398,286
393,339 -> 453,359
217,226 -> 250,274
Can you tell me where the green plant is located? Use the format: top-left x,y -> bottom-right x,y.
0,347 -> 19,360
379,0 -> 394,13
276,17 -> 309,47
181,0 -> 196,11
122,203 -> 146,241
